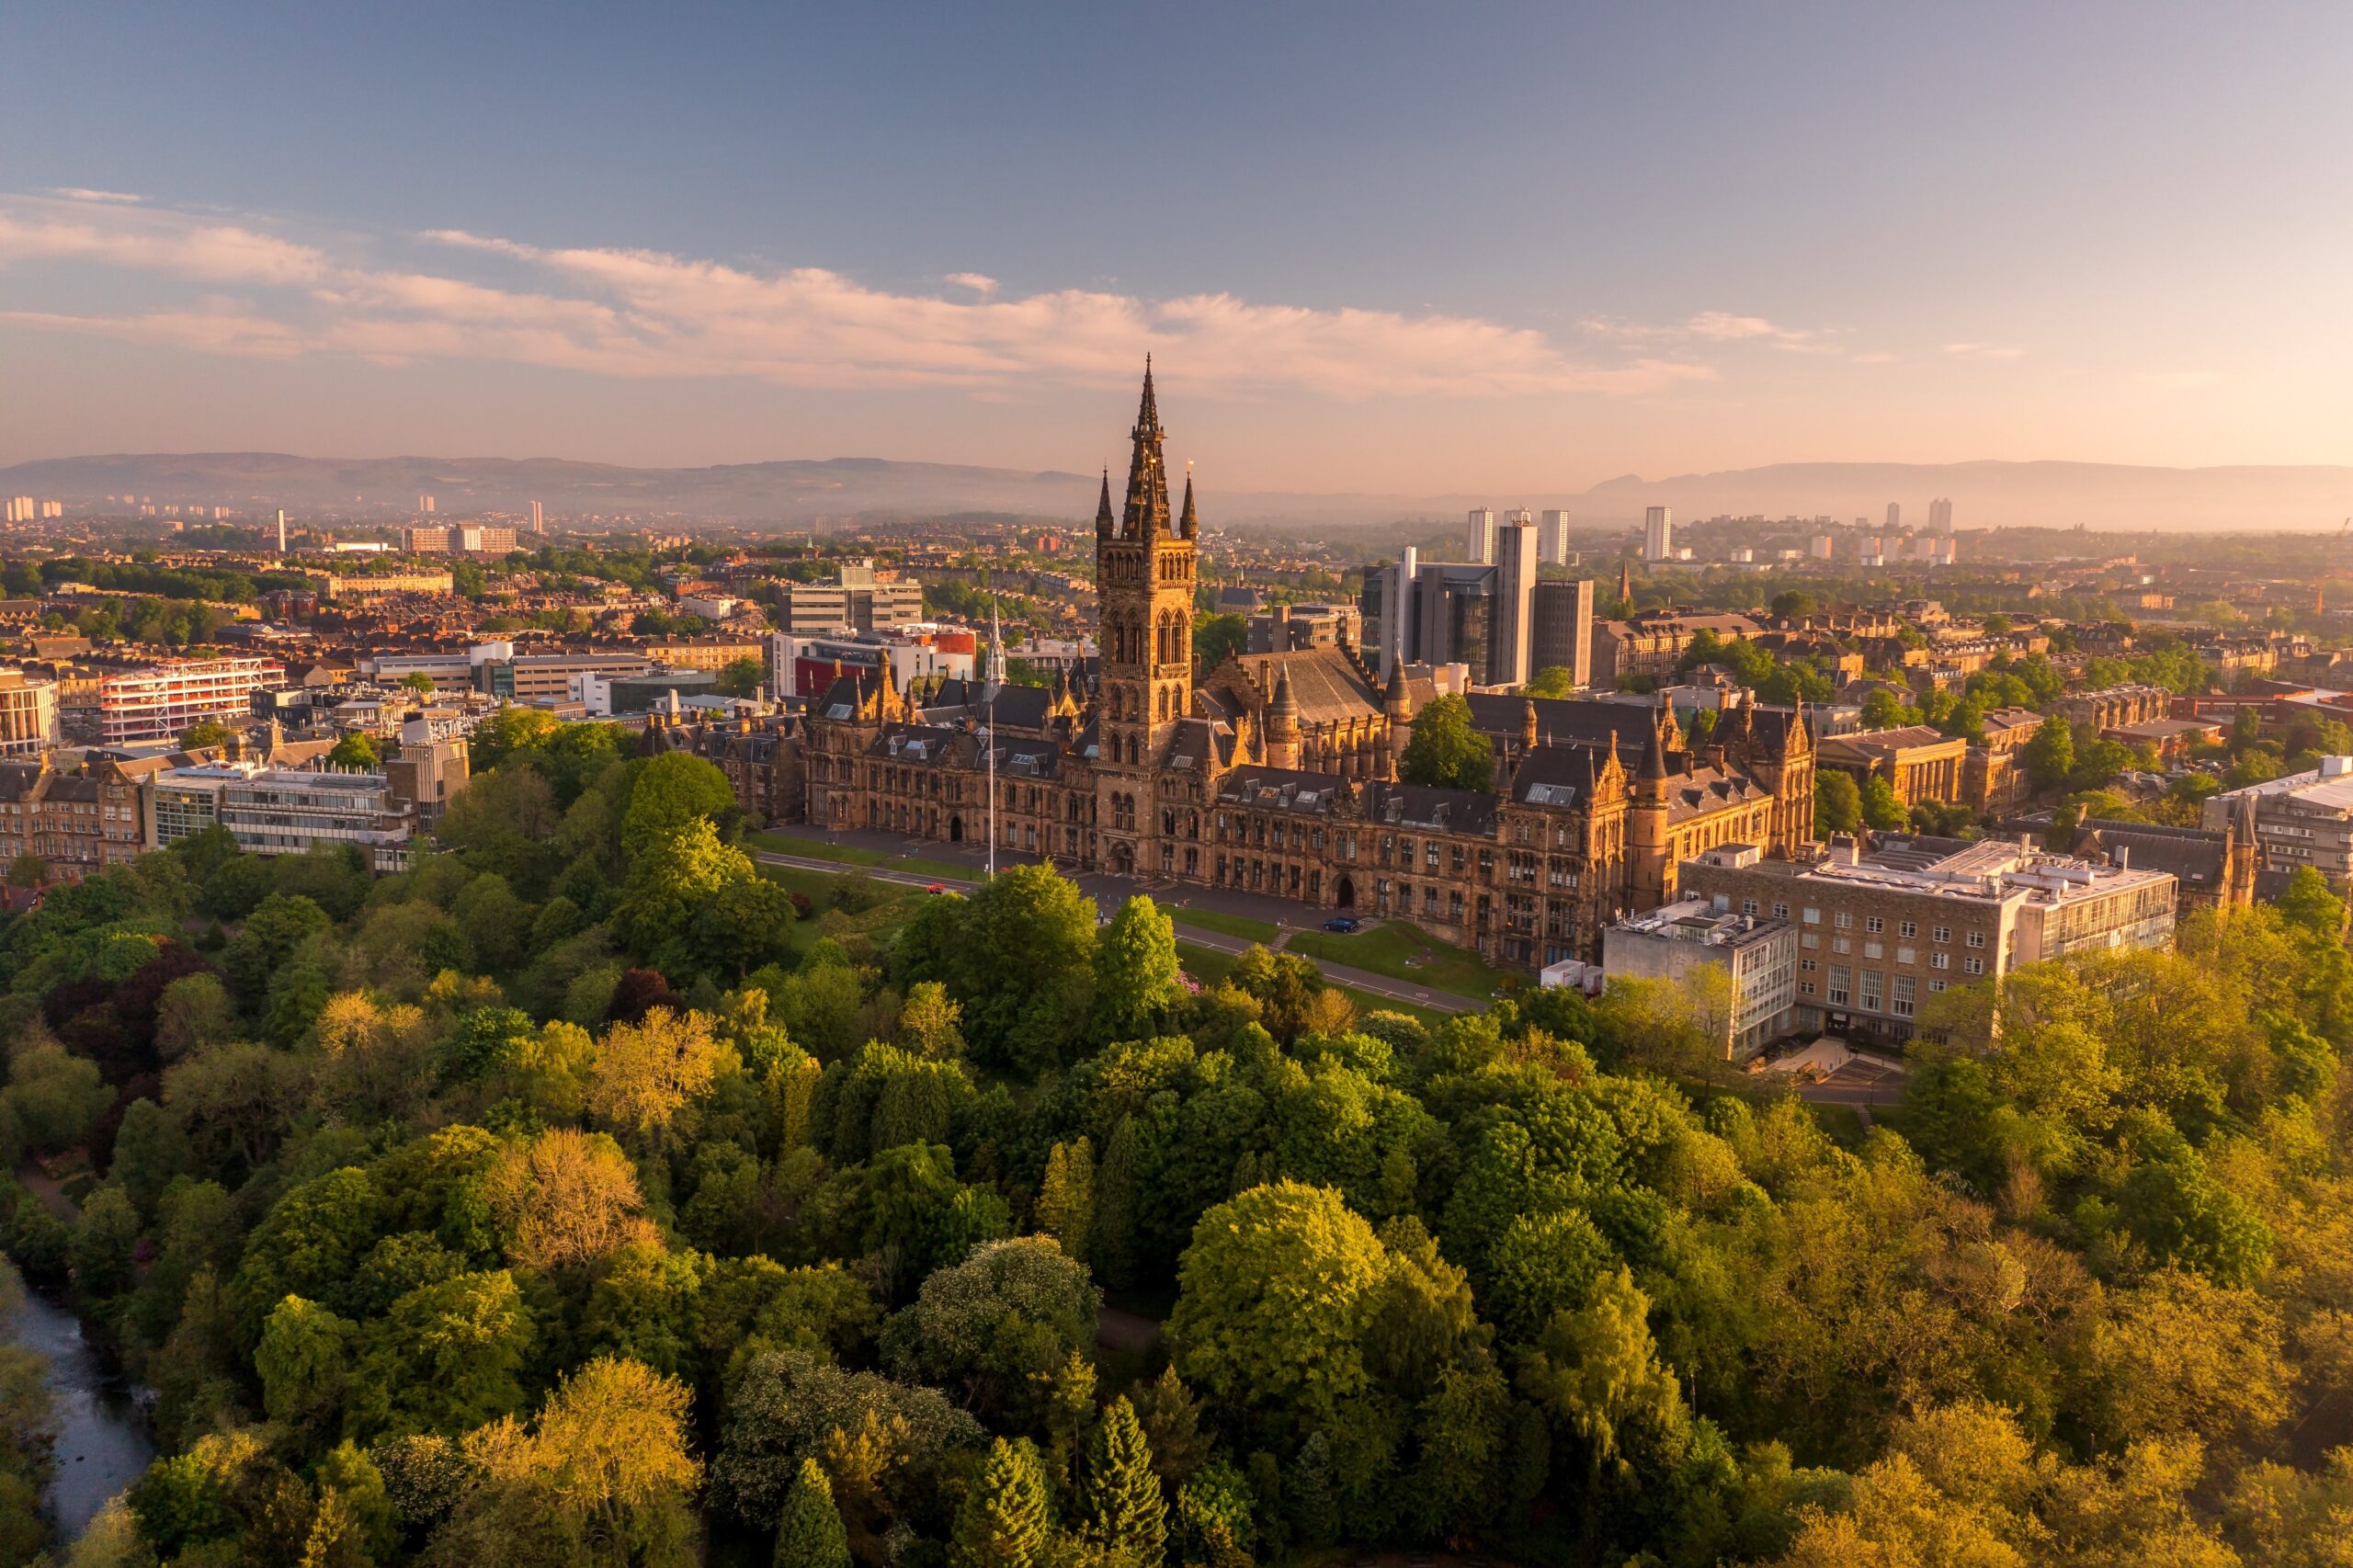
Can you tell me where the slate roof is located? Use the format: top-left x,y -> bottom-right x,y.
1214,766 -> 1349,814
2074,818 -> 2229,891
1360,779 -> 1499,836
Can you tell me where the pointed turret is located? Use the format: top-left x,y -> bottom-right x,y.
1120,358 -> 1172,539
1638,711 -> 1669,782
1095,469 -> 1115,540
1179,463 -> 1198,539
1618,558 -> 1632,607
1383,660 -> 1414,721
1521,699 -> 1540,749
1267,666 -> 1301,769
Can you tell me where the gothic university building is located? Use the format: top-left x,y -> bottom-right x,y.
797,368 -> 1818,969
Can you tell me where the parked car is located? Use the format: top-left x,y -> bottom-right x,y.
1322,915 -> 1361,933
926,882 -> 949,895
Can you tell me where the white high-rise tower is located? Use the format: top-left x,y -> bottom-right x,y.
1643,506 -> 1674,562
1466,507 -> 1497,565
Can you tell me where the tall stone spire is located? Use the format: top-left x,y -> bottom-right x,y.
1120,357 -> 1172,539
1618,557 -> 1632,607
1178,462 -> 1198,539
1095,468 -> 1114,540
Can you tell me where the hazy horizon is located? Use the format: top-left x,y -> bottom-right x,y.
5,4 -> 2352,493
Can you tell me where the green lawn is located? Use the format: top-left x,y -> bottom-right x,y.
748,831 -> 975,882
758,863 -> 935,956
1285,919 -> 1513,999
1166,907 -> 1282,944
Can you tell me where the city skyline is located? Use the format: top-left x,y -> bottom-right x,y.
4,5 -> 2352,493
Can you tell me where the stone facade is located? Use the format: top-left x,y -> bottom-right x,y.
795,369 -> 1819,971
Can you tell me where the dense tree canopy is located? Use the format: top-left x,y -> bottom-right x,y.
6,722 -> 2353,1568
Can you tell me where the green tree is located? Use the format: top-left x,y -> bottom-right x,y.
1396,693 -> 1495,791
1087,1396 -> 1167,1568
1191,612 -> 1247,672
2025,712 -> 2075,790
716,655 -> 768,698
908,864 -> 1098,1074
1035,1137 -> 1095,1260
1525,666 -> 1577,699
772,1457 -> 852,1568
1169,1181 -> 1389,1448
621,751 -> 738,859
1859,773 -> 1907,831
70,1185 -> 142,1301
1770,589 -> 1818,619
880,1237 -> 1098,1426
951,1437 -> 1051,1568
176,719 -> 235,751
327,732 -> 381,769
256,1293 -> 358,1432
1092,895 -> 1185,1042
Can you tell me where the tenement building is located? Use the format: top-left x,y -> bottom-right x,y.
801,368 -> 1820,970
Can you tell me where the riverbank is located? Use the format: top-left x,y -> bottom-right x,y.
4,1256 -> 154,1546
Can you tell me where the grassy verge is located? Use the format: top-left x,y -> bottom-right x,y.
759,863 -> 934,957
1285,919 -> 1512,999
1166,908 -> 1282,945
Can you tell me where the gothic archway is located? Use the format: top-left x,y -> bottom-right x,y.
949,815 -> 964,842
1334,875 -> 1357,910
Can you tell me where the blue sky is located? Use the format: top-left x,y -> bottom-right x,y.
4,3 -> 2349,491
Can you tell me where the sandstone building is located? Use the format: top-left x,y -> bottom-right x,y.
800,369 -> 1818,969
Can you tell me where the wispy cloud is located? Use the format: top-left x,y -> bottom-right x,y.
1583,310 -> 1838,355
1943,341 -> 2026,362
45,187 -> 143,205
0,192 -> 1719,402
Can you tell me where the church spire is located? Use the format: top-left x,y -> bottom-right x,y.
1120,357 -> 1172,538
1179,461 -> 1198,539
1095,468 -> 1114,539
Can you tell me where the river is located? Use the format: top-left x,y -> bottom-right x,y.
8,1282 -> 154,1543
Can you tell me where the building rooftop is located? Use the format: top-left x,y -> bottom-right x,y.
1615,896 -> 1790,949
1691,835 -> 2175,908
2212,756 -> 2353,813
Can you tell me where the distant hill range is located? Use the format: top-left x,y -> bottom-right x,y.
4,451 -> 2350,533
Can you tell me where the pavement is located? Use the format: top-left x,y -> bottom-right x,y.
754,823 -> 1478,1015
1779,1043 -> 1911,1127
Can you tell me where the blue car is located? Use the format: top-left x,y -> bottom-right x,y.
1322,915 -> 1360,933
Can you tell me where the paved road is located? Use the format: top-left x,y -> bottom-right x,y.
753,837 -> 1479,1016
1790,1057 -> 1910,1127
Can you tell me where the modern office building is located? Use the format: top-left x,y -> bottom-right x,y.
0,669 -> 60,756
1465,507 -> 1497,566
1491,521 -> 1540,687
1540,508 -> 1573,565
1529,579 -> 1596,687
772,559 -> 926,636
1643,506 -> 1674,562
151,760 -> 416,871
2204,756 -> 2353,886
97,656 -> 288,744
1599,897 -> 1798,1058
1679,837 -> 2177,1044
